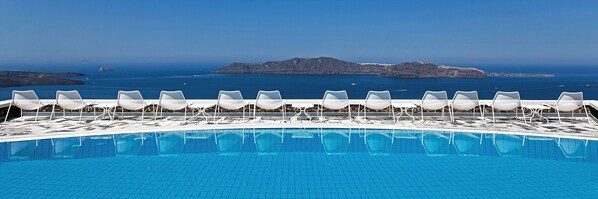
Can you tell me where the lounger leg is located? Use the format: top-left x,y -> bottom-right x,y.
348,105 -> 352,122
450,106 -> 454,123
213,106 -> 218,122
154,108 -> 158,121
318,105 -> 322,119
584,106 -> 591,123
111,107 -> 116,122
34,107 -> 41,122
4,103 -> 11,123
242,107 -> 246,121
391,107 -> 396,122
282,105 -> 286,122
521,107 -> 526,122
79,109 -> 83,122
184,108 -> 187,122
478,105 -> 485,121
141,109 -> 145,123
492,109 -> 496,123
442,108 -> 445,120
319,105 -> 323,120
49,104 -> 56,121
316,105 -> 319,118
421,107 -> 425,123
284,105 -> 287,122
557,110 -> 562,124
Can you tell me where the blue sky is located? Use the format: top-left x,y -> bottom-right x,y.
1,0 -> 597,65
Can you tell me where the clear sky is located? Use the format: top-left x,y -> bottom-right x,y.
1,0 -> 597,65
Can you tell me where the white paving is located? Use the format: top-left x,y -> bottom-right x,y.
1,115 -> 597,142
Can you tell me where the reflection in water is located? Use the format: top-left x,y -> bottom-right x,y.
216,129 -> 245,155
452,133 -> 482,156
9,140 -> 37,160
364,129 -> 393,155
493,134 -> 524,157
185,130 -> 214,140
253,128 -> 283,155
114,134 -> 145,156
156,132 -> 185,156
52,137 -> 82,158
0,129 -> 596,163
290,128 -> 314,139
558,138 -> 587,158
321,129 -> 350,155
421,132 -> 451,156
394,130 -> 419,139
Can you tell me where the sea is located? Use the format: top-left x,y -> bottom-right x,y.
1,63 -> 597,100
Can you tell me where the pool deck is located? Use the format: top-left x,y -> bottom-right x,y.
1,99 -> 597,142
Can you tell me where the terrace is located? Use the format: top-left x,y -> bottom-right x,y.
1,98 -> 597,143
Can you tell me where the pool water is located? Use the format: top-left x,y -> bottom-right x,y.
1,128 -> 597,198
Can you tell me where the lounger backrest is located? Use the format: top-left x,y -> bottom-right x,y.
117,90 -> 146,110
421,91 -> 448,111
12,90 -> 41,111
255,90 -> 283,110
556,92 -> 584,112
217,90 -> 245,110
159,90 -> 187,111
492,91 -> 521,111
322,90 -> 349,110
364,90 -> 392,110
452,91 -> 479,111
56,90 -> 85,110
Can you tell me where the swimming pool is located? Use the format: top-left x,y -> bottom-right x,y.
1,128 -> 597,198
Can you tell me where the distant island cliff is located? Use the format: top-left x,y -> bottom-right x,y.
0,71 -> 85,87
216,57 -> 553,78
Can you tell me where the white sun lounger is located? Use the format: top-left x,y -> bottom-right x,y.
4,90 -> 49,122
490,91 -> 526,123
319,90 -> 351,122
362,90 -> 394,121
419,91 -> 453,122
215,90 -> 247,121
115,90 -> 151,123
254,90 -> 286,122
155,90 -> 190,121
49,90 -> 93,122
544,92 -> 591,124
450,91 -> 484,122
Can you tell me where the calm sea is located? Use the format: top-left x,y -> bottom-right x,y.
1,63 -> 597,100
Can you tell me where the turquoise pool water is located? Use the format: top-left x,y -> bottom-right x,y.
1,128 -> 597,198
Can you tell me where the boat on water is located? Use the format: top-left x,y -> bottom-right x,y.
98,67 -> 114,72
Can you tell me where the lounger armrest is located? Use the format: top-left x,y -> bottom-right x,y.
480,102 -> 492,107
41,101 -> 54,106
145,102 -> 158,107
85,101 -> 96,106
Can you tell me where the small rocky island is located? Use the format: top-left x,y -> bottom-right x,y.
0,71 -> 85,87
217,57 -> 553,78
